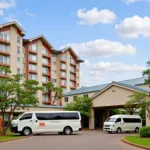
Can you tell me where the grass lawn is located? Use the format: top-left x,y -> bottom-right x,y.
0,130 -> 21,142
125,135 -> 150,147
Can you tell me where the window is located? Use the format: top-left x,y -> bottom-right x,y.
29,44 -> 37,52
42,94 -> 48,102
70,73 -> 75,80
42,49 -> 48,55
73,96 -> 77,100
17,47 -> 20,54
23,63 -> 25,68
36,113 -> 50,120
22,54 -> 25,58
60,63 -> 66,69
17,68 -> 20,74
61,71 -> 66,77
0,32 -> 10,41
29,74 -> 37,80
17,36 -> 21,44
29,64 -> 37,71
115,118 -> 121,123
52,62 -> 56,66
52,70 -> 56,75
0,44 -> 10,52
52,53 -> 56,58
42,67 -> 49,74
70,57 -> 75,64
60,54 -> 67,61
61,79 -> 66,86
20,113 -> 32,120
64,97 -> 68,102
0,55 -> 10,64
17,57 -> 20,64
23,73 -> 26,78
52,78 -> 57,83
83,94 -> 88,98
42,76 -> 49,82
123,118 -> 141,123
70,81 -> 75,87
70,66 -> 75,72
42,58 -> 49,64
29,54 -> 37,62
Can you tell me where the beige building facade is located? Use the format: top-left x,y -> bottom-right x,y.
0,21 -> 83,106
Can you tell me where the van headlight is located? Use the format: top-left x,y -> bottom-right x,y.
110,125 -> 114,127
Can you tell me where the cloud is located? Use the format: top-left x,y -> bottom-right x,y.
61,39 -> 136,58
77,7 -> 117,25
4,15 -> 21,25
115,15 -> 150,38
90,61 -> 145,72
25,9 -> 36,17
0,10 -> 4,16
0,0 -> 17,9
125,0 -> 150,4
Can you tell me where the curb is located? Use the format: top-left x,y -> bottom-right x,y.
121,137 -> 150,150
0,135 -> 32,144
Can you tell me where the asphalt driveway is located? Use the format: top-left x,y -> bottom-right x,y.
0,130 -> 142,150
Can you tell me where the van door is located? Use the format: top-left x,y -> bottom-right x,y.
115,118 -> 122,130
18,113 -> 33,132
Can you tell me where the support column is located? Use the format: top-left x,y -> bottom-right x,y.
103,109 -> 109,123
146,109 -> 150,126
89,108 -> 95,129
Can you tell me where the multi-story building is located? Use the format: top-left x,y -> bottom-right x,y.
0,21 -> 84,106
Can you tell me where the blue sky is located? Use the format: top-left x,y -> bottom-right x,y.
0,0 -> 150,86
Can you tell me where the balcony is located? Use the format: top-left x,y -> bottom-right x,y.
70,77 -> 76,81
42,54 -> 51,58
29,70 -> 37,74
60,67 -> 66,71
42,72 -> 51,76
0,74 -> 10,78
0,51 -> 10,56
0,38 -> 10,45
60,76 -> 67,80
29,50 -> 37,54
70,85 -> 76,89
42,100 -> 51,105
0,62 -> 10,67
60,59 -> 66,63
29,60 -> 37,64
60,84 -> 67,88
70,69 -> 76,74
42,63 -> 51,67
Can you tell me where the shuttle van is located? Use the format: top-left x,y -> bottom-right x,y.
10,111 -> 82,136
103,115 -> 142,133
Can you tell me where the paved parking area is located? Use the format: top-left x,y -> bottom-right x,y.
0,131 -> 142,150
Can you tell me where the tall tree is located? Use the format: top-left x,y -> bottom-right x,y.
0,66 -> 42,135
143,60 -> 150,84
44,82 -> 63,105
65,97 -> 92,117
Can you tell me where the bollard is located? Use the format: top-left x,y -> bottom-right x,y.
0,118 -> 2,133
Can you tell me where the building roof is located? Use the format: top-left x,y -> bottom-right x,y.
24,34 -> 54,49
54,46 -> 84,63
0,21 -> 25,36
64,76 -> 149,96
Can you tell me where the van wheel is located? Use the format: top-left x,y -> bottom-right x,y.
135,127 -> 139,133
22,127 -> 32,136
64,127 -> 72,135
116,128 -> 122,134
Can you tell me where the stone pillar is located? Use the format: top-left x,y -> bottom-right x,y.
0,118 -> 2,133
146,110 -> 150,126
103,109 -> 109,123
89,108 -> 95,129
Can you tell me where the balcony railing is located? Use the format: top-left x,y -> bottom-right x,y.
29,50 -> 37,54
0,38 -> 10,45
0,61 -> 10,67
0,51 -> 10,56
29,70 -> 37,74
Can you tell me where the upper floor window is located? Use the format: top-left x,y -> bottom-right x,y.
42,67 -> 49,74
17,46 -> 20,54
52,53 -> 56,58
42,76 -> 49,82
42,58 -> 49,64
70,57 -> 75,64
42,94 -> 48,102
52,78 -> 57,83
52,62 -> 57,66
0,32 -> 10,41
70,73 -> 75,80
64,97 -> 68,103
29,64 -> 37,71
52,70 -> 56,75
29,74 -> 37,80
0,55 -> 9,64
17,57 -> 20,64
60,63 -> 66,69
17,68 -> 20,74
61,71 -> 66,77
60,54 -> 67,61
17,36 -> 21,44
29,44 -> 37,52
70,66 -> 75,72
42,49 -> 48,55
0,44 -> 10,52
70,81 -> 75,87
29,54 -> 37,62
61,79 -> 66,86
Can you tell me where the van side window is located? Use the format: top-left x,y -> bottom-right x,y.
123,118 -> 141,123
20,113 -> 32,120
64,113 -> 79,119
36,113 -> 50,120
115,118 -> 121,123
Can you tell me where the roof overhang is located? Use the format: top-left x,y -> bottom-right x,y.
0,21 -> 25,36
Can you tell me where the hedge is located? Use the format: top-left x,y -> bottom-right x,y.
139,126 -> 150,137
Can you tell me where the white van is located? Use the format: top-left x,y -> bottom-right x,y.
10,111 -> 82,136
103,115 -> 142,133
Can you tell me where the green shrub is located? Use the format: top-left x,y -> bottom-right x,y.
140,126 -> 150,137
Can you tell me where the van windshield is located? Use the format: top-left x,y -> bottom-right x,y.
14,113 -> 24,120
106,118 -> 116,122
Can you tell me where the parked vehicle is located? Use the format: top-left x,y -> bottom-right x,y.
10,111 -> 82,136
103,115 -> 142,133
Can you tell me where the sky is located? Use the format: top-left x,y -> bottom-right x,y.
0,0 -> 150,87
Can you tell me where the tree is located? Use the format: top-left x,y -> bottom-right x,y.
0,66 -> 43,135
44,82 -> 63,105
143,60 -> 150,84
125,92 -> 150,118
65,97 -> 92,117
